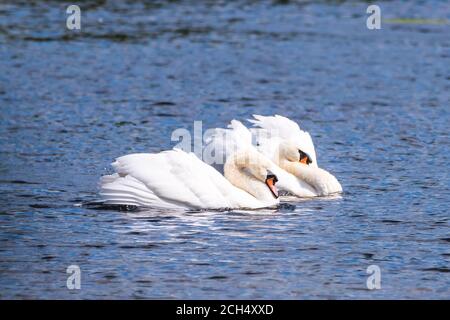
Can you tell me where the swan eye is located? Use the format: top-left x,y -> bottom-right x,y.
299,150 -> 312,165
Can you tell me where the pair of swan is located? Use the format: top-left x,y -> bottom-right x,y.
100,115 -> 342,210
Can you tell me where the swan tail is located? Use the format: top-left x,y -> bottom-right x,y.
99,173 -> 177,208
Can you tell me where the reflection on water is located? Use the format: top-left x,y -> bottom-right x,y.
0,0 -> 449,299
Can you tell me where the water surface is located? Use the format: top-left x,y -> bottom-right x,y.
0,0 -> 449,299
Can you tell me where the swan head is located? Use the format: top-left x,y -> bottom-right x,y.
225,149 -> 280,200
264,170 -> 279,199
278,142 -> 343,195
279,141 -> 314,166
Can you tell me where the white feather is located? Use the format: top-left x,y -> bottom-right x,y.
204,119 -> 318,197
204,119 -> 253,172
249,114 -> 318,167
100,148 -> 273,209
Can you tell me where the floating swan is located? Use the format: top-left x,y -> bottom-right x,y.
206,115 -> 342,197
100,148 -> 280,210
205,119 -> 317,197
249,114 -> 342,195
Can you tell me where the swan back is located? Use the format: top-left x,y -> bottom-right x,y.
100,148 -> 278,209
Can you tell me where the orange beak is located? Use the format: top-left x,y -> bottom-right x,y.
299,157 -> 309,164
298,150 -> 312,165
265,177 -> 279,199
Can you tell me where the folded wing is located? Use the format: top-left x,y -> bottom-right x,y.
100,148 -> 261,209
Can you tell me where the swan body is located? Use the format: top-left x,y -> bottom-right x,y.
100,148 -> 279,210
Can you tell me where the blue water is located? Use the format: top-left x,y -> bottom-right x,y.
0,0 -> 449,299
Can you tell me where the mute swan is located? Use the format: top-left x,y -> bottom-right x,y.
99,148 -> 280,210
273,140 -> 342,195
249,114 -> 342,195
206,116 -> 342,197
205,120 -> 317,197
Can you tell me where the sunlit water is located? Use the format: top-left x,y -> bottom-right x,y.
0,0 -> 449,299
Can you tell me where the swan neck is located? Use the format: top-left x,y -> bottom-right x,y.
281,160 -> 322,194
280,160 -> 341,195
224,157 -> 277,204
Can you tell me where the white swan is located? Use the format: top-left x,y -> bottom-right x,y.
206,116 -> 342,197
205,120 -> 317,197
99,148 -> 280,210
249,114 -> 342,195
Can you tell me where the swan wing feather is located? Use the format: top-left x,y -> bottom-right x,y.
204,119 -> 253,172
100,149 -> 261,209
249,114 -> 318,166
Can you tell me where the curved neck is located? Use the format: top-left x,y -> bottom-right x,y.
280,160 -> 331,195
224,158 -> 277,205
271,166 -> 318,197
